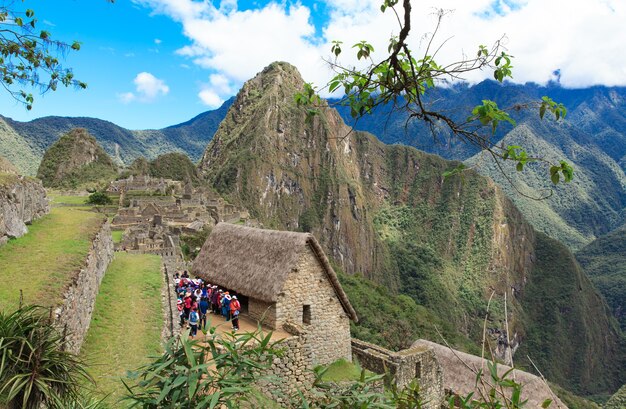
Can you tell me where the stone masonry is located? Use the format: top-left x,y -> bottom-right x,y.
273,245 -> 352,366
54,221 -> 114,353
0,176 -> 49,246
351,338 -> 445,409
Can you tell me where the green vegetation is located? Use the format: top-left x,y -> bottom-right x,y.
86,191 -> 113,205
111,230 -> 123,244
0,306 -> 93,409
37,128 -> 118,189
81,253 -> 163,404
604,384 -> 626,409
180,227 -> 211,261
576,226 -> 626,330
48,192 -> 90,206
339,271 -> 478,354
318,358 -> 370,382
549,383 -> 602,409
121,152 -> 199,183
0,4 -> 86,110
0,206 -> 104,311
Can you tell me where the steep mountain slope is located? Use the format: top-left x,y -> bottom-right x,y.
0,99 -> 231,176
198,62 -> 624,395
332,83 -> 626,250
576,226 -> 626,331
36,128 -> 118,188
0,156 -> 17,175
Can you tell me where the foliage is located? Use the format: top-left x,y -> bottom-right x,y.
147,152 -> 199,183
0,1 -> 88,109
576,226 -> 626,331
0,305 -> 93,408
86,191 -> 113,206
604,384 -> 626,409
295,0 -> 571,189
180,226 -> 211,261
123,327 -> 281,408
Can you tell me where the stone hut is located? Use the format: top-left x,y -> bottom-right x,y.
191,222 -> 358,365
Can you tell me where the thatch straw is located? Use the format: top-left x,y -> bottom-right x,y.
191,223 -> 358,322
412,340 -> 567,408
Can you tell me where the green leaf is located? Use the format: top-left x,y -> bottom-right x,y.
516,162 -> 524,172
542,398 -> 553,408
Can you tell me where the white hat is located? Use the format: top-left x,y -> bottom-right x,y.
232,296 -> 237,300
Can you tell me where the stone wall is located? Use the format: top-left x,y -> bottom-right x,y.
248,298 -> 276,326
262,322 -> 315,403
274,245 -> 352,366
0,175 -> 49,246
53,221 -> 114,354
351,339 -> 444,409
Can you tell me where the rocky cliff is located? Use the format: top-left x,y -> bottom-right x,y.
198,62 -> 624,394
0,174 -> 49,246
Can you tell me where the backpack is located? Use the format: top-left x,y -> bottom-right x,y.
189,311 -> 199,324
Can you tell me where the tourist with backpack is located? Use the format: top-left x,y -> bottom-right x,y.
222,292 -> 232,321
188,307 -> 200,337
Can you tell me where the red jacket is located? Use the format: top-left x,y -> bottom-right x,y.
230,300 -> 241,312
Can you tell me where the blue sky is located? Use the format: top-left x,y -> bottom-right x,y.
2,0 -> 625,129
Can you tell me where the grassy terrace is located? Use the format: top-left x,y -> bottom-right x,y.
81,253 -> 163,404
0,198 -> 105,311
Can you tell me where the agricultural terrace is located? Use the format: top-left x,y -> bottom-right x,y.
0,194 -> 105,311
81,253 -> 163,403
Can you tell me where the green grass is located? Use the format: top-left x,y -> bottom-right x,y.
47,192 -> 89,206
81,253 -> 163,404
111,230 -> 124,244
0,206 -> 105,311
319,358 -> 369,382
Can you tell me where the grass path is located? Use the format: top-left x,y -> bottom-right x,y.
0,206 -> 104,311
81,252 -> 163,404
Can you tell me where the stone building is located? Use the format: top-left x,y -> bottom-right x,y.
191,222 -> 358,365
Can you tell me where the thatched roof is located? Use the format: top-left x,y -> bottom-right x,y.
412,340 -> 567,409
191,223 -> 358,322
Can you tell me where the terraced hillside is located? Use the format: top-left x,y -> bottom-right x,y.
0,195 -> 105,311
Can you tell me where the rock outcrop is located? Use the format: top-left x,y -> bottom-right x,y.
0,174 -> 49,246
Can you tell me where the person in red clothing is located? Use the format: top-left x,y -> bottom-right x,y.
183,292 -> 192,324
230,296 -> 241,331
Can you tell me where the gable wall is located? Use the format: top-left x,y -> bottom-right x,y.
275,245 -> 351,365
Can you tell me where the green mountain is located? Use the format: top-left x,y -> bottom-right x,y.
198,62 -> 624,395
36,128 -> 118,189
576,226 -> 626,331
332,83 -> 626,250
122,152 -> 200,183
0,98 -> 231,176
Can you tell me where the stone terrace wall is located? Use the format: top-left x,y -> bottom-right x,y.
263,322 -> 315,403
54,221 -> 114,354
351,339 -> 444,409
0,176 -> 48,246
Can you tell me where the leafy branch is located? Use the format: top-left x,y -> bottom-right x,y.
295,0 -> 573,193
0,1 -> 89,109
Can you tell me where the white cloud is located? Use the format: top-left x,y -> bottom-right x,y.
135,0 -> 626,97
154,38 -> 162,44
198,89 -> 223,107
118,72 -> 170,103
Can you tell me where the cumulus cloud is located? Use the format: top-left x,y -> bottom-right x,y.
198,73 -> 235,107
118,72 -> 170,103
135,0 -> 626,97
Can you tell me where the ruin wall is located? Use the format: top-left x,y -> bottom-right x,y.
0,176 -> 49,246
54,221 -> 114,353
351,338 -> 444,409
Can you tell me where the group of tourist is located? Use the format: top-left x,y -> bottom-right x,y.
174,270 -> 241,337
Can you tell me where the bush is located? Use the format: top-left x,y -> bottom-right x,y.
86,191 -> 113,205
